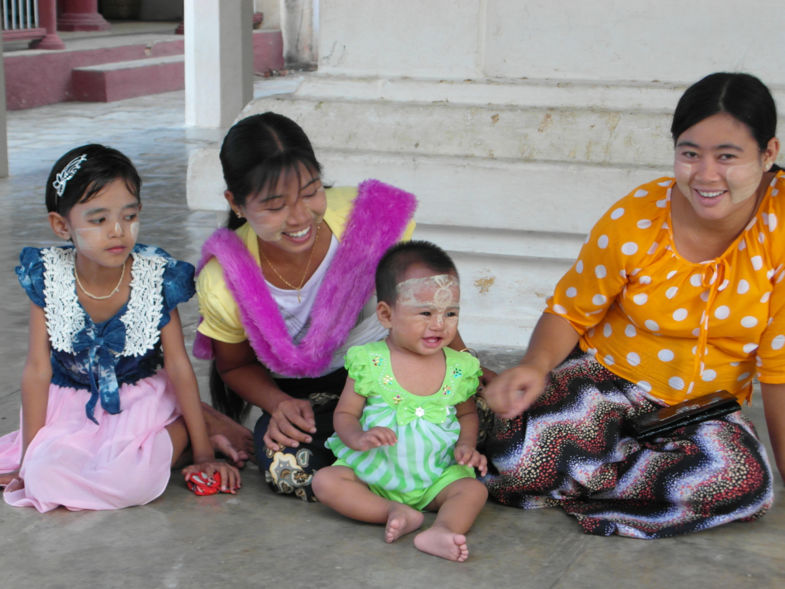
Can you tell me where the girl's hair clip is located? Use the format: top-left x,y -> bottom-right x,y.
52,154 -> 87,198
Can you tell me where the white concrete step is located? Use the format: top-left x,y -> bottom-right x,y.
238,75 -> 784,165
315,151 -> 666,235
246,85 -> 675,168
188,148 -> 666,234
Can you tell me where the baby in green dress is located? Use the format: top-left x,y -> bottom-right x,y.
313,240 -> 487,562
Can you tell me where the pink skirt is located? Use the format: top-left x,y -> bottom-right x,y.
0,370 -> 180,512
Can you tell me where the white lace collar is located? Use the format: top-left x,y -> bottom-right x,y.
42,247 -> 166,356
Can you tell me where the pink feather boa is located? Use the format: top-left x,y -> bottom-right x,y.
193,179 -> 417,377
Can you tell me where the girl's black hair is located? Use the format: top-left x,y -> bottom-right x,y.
375,240 -> 458,305
671,72 -> 777,151
46,144 -> 141,216
219,112 -> 322,230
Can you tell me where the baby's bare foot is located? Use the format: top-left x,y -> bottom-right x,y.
385,503 -> 424,543
414,527 -> 469,562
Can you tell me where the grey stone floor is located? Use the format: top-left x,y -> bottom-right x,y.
0,86 -> 783,589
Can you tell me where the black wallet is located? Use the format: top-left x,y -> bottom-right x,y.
628,390 -> 741,441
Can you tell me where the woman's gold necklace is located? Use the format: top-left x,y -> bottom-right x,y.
75,258 -> 126,300
258,223 -> 321,303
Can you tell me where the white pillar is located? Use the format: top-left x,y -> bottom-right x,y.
281,0 -> 318,69
185,0 -> 254,128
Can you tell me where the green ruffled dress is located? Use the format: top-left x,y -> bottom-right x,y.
326,341 -> 481,509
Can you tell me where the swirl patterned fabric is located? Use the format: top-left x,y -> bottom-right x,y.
481,351 -> 774,538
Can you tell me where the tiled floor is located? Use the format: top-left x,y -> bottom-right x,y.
0,87 -> 783,588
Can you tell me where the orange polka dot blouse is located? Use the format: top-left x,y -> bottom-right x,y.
546,171 -> 785,405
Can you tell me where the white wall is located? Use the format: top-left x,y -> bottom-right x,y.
483,0 -> 785,84
318,0 -> 483,78
318,0 -> 785,86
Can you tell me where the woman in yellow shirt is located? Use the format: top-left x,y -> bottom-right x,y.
193,113 -> 422,501
482,72 -> 783,538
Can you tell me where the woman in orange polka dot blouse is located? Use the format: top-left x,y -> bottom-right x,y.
481,72 -> 784,538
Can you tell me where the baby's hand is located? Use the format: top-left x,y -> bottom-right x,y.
354,426 -> 397,451
182,460 -> 242,494
454,443 -> 488,477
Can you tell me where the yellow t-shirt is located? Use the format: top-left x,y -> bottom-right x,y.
196,186 -> 415,344
547,172 -> 785,405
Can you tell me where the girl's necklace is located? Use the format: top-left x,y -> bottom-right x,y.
75,258 -> 126,300
258,223 -> 321,303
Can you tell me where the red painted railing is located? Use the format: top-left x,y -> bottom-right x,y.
2,0 -> 64,49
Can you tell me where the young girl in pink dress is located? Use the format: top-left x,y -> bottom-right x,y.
0,144 -> 240,512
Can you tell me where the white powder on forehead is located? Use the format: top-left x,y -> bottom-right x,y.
396,274 -> 459,309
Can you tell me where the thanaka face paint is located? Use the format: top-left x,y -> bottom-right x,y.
73,219 -> 139,250
725,161 -> 765,204
396,273 -> 460,319
235,162 -> 327,253
383,271 -> 460,356
62,177 -> 140,273
72,226 -> 102,250
673,112 -> 771,222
